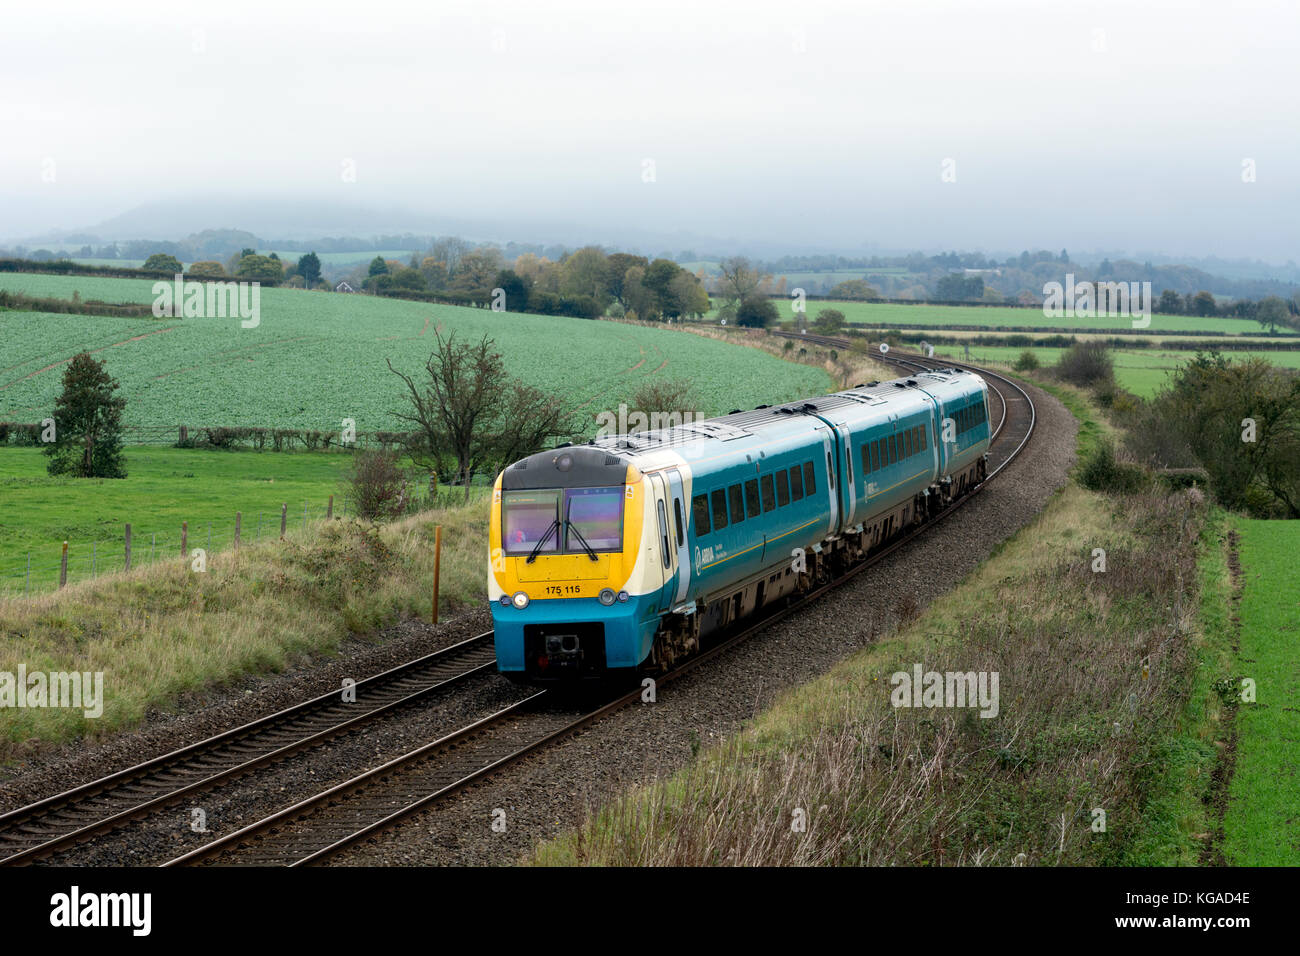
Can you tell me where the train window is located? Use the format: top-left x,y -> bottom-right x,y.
826,451 -> 834,488
804,461 -> 816,495
745,479 -> 761,518
673,498 -> 685,544
920,426 -> 928,451
657,501 -> 670,569
860,443 -> 870,474
692,494 -> 711,536
790,465 -> 804,500
712,489 -> 728,531
888,435 -> 897,465
904,429 -> 912,459
776,469 -> 790,507
913,426 -> 921,454
871,440 -> 880,472
728,484 -> 745,524
760,474 -> 775,512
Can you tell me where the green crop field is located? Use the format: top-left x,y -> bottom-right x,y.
1223,519 -> 1300,865
0,445 -> 357,594
0,273 -> 830,434
733,298 -> 1290,336
923,342 -> 1300,397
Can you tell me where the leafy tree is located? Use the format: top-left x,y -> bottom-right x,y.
735,295 -> 778,328
297,252 -> 322,287
44,352 -> 127,478
368,255 -> 390,277
188,260 -> 226,277
1157,289 -> 1183,314
235,254 -> 284,280
494,269 -> 530,312
1255,295 -> 1289,334
452,248 -> 504,295
606,252 -> 649,305
827,279 -> 878,300
387,332 -> 572,501
143,253 -> 183,274
1190,290 -> 1218,317
813,308 -> 845,334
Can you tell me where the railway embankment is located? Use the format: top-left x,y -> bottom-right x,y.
527,381 -> 1233,866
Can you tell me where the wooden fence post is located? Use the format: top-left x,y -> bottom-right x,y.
59,542 -> 68,589
432,525 -> 442,625
181,521 -> 188,557
327,495 -> 334,520
235,512 -> 242,549
124,523 -> 132,572
280,503 -> 287,539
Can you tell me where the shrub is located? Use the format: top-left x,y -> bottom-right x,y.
347,449 -> 409,521
1056,341 -> 1114,386
1012,350 -> 1040,371
1079,439 -> 1146,494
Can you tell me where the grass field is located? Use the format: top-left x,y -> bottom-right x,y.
923,343 -> 1300,398
0,273 -> 830,433
743,299 -> 1290,336
0,446 -> 360,594
1223,519 -> 1300,865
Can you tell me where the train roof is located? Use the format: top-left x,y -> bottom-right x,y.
501,366 -> 987,487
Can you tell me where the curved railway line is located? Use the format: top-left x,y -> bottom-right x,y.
1,341 -> 1037,868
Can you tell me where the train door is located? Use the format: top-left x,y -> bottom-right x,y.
646,472 -> 675,611
665,468 -> 691,606
821,431 -> 839,534
836,422 -> 856,527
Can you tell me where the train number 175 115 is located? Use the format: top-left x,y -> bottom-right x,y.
544,585 -> 582,596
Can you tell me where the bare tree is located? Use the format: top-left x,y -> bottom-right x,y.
387,331 -> 572,501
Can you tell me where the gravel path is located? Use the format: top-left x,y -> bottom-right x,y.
328,379 -> 1076,866
1,378 -> 1075,868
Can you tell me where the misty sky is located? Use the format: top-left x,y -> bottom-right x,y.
3,0 -> 1298,261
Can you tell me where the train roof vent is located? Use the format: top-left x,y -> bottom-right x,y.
680,421 -> 750,441
604,455 -> 622,466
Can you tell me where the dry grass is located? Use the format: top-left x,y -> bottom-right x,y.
0,498 -> 488,759
534,484 -> 1210,866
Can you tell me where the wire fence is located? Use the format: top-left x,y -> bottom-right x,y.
0,499 -> 345,598
0,479 -> 496,599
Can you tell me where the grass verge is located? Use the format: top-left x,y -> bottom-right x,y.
1221,519 -> 1300,865
0,500 -> 488,761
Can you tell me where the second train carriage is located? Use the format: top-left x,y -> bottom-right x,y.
489,367 -> 991,681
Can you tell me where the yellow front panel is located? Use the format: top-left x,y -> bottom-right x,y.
489,467 -> 645,599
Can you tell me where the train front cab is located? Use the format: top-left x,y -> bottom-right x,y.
489,448 -> 688,681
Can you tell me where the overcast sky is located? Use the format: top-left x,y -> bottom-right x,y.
3,0 -> 1297,260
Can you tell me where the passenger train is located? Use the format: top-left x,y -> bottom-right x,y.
488,367 -> 991,681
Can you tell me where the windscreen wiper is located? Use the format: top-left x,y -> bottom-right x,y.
566,521 -> 600,562
525,519 -> 560,564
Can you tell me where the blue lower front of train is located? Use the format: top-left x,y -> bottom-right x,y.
492,594 -> 662,680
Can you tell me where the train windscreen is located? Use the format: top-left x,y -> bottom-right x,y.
564,486 -> 624,552
501,490 -> 561,554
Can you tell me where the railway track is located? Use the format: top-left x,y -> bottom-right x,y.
163,347 -> 1038,867
0,631 -> 498,865
3,340 -> 1037,868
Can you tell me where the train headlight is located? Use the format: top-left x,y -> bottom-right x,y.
617,591 -> 629,603
598,588 -> 616,606
498,594 -> 510,607
511,591 -> 530,609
